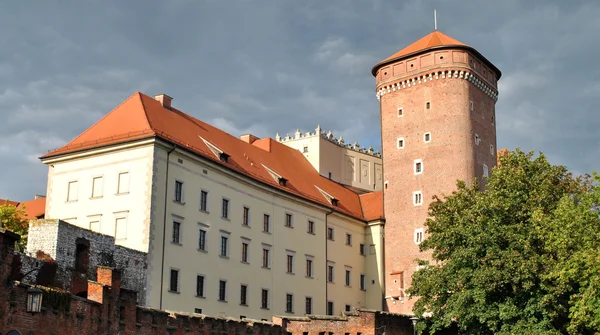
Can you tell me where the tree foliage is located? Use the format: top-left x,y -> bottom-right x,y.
408,149 -> 600,334
0,200 -> 28,251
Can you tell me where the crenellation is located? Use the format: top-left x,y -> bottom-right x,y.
276,126 -> 381,157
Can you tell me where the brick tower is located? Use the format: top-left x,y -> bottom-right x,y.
372,31 -> 501,314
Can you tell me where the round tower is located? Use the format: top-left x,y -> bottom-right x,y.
372,31 -> 501,314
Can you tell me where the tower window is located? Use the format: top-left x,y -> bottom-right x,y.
426,102 -> 431,109
397,108 -> 403,117
397,137 -> 405,149
470,100 -> 474,111
413,191 -> 423,206
490,144 -> 495,155
424,132 -> 431,143
483,164 -> 489,178
414,159 -> 423,175
414,228 -> 424,244
303,146 -> 308,153
474,134 -> 481,145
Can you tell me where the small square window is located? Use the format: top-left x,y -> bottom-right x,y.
397,108 -> 403,117
345,304 -> 351,312
426,102 -> 431,109
424,132 -> 431,142
490,144 -> 495,155
397,137 -> 405,149
414,159 -> 423,175
413,191 -> 423,206
303,146 -> 309,153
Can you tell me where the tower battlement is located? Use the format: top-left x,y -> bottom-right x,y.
275,125 -> 382,158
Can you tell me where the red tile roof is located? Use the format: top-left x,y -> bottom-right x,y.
359,191 -> 384,221
371,30 -> 501,78
0,199 -> 19,207
17,198 -> 46,220
42,92 -> 383,222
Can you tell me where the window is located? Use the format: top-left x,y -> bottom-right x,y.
241,242 -> 249,263
345,305 -> 351,312
413,191 -> 423,206
327,264 -> 334,283
490,144 -> 495,155
194,308 -> 202,314
475,134 -> 481,145
90,219 -> 100,233
172,221 -> 181,244
220,236 -> 229,257
196,275 -> 205,297
67,181 -> 78,202
115,217 -> 127,241
306,258 -> 314,278
219,152 -> 229,163
303,146 -> 309,153
397,137 -> 405,149
345,233 -> 352,246
470,100 -> 474,111
200,190 -> 208,211
393,272 -> 405,291
397,107 -> 403,117
483,164 -> 489,178
242,207 -> 250,226
359,244 -> 366,256
345,269 -> 351,286
174,181 -> 184,203
286,294 -> 294,313
218,280 -> 227,301
92,177 -> 103,198
285,213 -> 293,227
117,172 -> 130,194
263,214 -> 270,233
262,248 -> 271,268
240,284 -> 247,305
327,301 -> 334,316
327,227 -> 334,240
286,254 -> 294,273
426,102 -> 431,109
169,269 -> 179,292
424,132 -> 431,142
414,159 -> 423,175
415,228 -> 424,244
198,229 -> 207,251
307,220 -> 315,234
305,297 -> 313,314
261,289 -> 269,309
360,274 -> 366,290
222,198 -> 230,219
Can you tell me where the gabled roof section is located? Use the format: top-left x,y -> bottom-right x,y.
315,185 -> 337,206
17,198 -> 46,220
360,191 -> 383,221
41,92 -> 377,221
371,30 -> 501,78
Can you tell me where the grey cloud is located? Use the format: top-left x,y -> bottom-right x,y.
0,0 -> 598,200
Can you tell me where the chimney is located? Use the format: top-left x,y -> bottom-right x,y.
154,94 -> 173,109
34,195 -> 46,200
240,134 -> 260,144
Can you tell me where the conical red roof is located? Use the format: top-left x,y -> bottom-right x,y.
371,30 -> 501,78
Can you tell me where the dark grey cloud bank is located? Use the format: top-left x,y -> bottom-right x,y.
1,0 -> 598,200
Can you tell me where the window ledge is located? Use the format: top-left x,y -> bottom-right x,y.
90,196 -> 103,200
307,232 -> 315,235
221,217 -> 231,221
199,209 -> 210,214
197,248 -> 208,253
195,295 -> 206,299
240,304 -> 248,307
115,192 -> 130,196
218,300 -> 228,303
168,290 -> 180,294
262,231 -> 272,235
219,255 -> 230,260
171,242 -> 183,246
260,307 -> 270,311
286,272 -> 295,275
262,266 -> 271,270
65,200 -> 78,204
241,261 -> 250,265
241,224 -> 251,229
284,225 -> 294,229
173,200 -> 186,206
305,276 -> 314,280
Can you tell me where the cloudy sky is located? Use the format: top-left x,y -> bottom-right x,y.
1,0 -> 598,201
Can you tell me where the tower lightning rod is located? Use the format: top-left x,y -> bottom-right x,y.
434,9 -> 437,30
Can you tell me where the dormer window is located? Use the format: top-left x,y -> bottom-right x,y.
219,152 -> 230,163
331,198 -> 339,206
279,178 -> 288,187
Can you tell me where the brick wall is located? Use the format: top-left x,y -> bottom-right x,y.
25,219 -> 148,304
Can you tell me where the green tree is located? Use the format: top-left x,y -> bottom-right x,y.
0,200 -> 28,251
408,149 -> 600,334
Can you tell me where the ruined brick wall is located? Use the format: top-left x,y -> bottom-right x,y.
274,310 -> 414,335
25,219 -> 148,304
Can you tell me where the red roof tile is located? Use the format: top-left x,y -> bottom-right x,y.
359,191 -> 383,221
42,92 -> 383,221
17,198 -> 46,220
0,199 -> 19,207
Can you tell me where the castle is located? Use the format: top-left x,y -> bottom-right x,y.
36,30 -> 500,318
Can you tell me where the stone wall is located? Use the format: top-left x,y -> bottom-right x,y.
25,219 -> 148,304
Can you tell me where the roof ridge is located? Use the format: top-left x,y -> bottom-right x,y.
137,92 -> 154,131
62,92 -> 143,148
